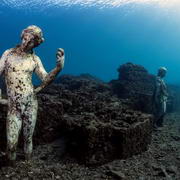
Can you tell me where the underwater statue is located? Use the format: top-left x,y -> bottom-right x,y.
153,67 -> 168,128
0,25 -> 65,164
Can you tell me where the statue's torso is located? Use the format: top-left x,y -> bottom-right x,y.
156,76 -> 168,103
4,50 -> 37,100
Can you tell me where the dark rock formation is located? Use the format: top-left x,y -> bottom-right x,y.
0,73 -> 153,165
110,63 -> 156,113
62,110 -> 152,165
38,75 -> 152,165
167,84 -> 180,112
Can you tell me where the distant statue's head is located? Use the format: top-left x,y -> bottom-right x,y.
158,67 -> 167,78
20,25 -> 44,51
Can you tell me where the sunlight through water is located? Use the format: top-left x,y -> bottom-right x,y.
2,0 -> 180,10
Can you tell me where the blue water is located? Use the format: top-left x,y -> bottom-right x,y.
1,1 -> 180,84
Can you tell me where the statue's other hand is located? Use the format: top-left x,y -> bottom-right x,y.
56,48 -> 65,68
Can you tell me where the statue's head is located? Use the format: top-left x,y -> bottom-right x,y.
158,67 -> 167,78
21,25 -> 44,50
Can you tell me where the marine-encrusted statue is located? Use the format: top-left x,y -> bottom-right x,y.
0,25 -> 65,164
153,67 -> 168,128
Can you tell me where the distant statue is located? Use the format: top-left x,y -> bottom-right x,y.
153,67 -> 168,128
0,25 -> 65,164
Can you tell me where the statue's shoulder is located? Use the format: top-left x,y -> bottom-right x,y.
3,48 -> 13,56
32,53 -> 40,62
1,48 -> 14,61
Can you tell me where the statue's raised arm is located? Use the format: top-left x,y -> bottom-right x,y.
34,48 -> 65,94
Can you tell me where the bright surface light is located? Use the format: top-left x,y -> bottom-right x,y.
2,0 -> 180,9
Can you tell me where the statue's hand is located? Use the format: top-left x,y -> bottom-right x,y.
56,48 -> 65,68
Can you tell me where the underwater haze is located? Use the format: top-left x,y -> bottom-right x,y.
1,0 -> 180,84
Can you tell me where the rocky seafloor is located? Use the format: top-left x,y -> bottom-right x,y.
0,63 -> 179,179
0,113 -> 179,180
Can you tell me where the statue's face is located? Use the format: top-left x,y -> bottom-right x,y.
159,70 -> 166,78
21,32 -> 44,51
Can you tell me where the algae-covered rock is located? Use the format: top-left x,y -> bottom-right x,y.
110,63 -> 156,113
